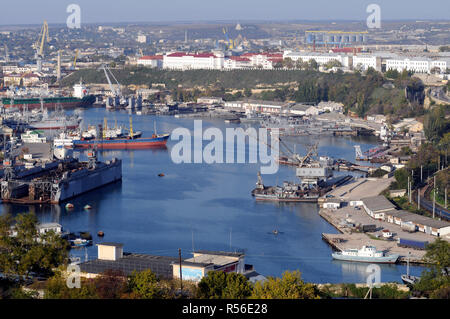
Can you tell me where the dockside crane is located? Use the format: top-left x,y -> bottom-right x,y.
33,20 -> 50,71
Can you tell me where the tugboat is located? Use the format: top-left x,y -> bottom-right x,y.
332,245 -> 399,264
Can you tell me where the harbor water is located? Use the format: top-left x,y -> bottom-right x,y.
0,107 -> 426,284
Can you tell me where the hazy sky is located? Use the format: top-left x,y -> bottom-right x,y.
1,0 -> 449,25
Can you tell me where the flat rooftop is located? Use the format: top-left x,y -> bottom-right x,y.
79,253 -> 179,279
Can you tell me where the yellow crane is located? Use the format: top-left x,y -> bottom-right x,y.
34,20 -> 49,57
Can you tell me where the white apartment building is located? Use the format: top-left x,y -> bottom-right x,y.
352,55 -> 382,71
224,53 -> 283,70
137,55 -> 163,68
163,52 -> 224,70
283,51 -> 351,68
386,57 -> 448,74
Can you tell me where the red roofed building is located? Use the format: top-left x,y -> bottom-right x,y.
137,55 -> 163,68
163,52 -> 224,70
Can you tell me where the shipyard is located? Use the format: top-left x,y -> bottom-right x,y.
0,0 -> 449,306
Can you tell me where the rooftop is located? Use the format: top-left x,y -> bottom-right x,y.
362,196 -> 396,212
79,253 -> 178,278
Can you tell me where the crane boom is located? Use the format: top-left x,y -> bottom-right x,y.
35,20 -> 49,57
98,64 -> 121,96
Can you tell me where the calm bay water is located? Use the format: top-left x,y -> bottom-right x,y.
0,108 -> 426,283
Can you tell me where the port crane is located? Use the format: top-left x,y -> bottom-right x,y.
33,21 -> 50,71
98,63 -> 122,97
70,49 -> 79,70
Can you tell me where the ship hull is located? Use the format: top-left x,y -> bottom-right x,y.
332,253 -> 399,264
2,95 -> 95,110
254,195 -> 318,203
73,134 -> 170,150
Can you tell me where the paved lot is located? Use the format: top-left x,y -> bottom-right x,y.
327,177 -> 394,200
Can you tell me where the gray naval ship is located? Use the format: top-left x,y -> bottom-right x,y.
1,149 -> 122,204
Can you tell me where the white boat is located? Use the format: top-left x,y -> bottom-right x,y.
332,245 -> 399,264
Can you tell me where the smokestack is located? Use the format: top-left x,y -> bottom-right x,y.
57,51 -> 61,82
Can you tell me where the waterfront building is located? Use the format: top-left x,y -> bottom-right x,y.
361,196 -> 396,220
384,211 -> 450,237
197,97 -> 224,105
172,251 -> 246,283
79,244 -> 262,282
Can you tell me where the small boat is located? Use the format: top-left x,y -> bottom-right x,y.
97,231 -> 105,237
71,238 -> 90,247
158,173 -> 165,177
84,205 -> 92,210
65,203 -> 74,210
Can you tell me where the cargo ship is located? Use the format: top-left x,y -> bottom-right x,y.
332,245 -> 399,264
73,118 -> 170,149
1,81 -> 95,110
73,133 -> 170,149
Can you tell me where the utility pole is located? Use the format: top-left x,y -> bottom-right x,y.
418,187 -> 420,210
408,176 -> 411,203
433,176 -> 436,219
420,165 -> 423,183
445,187 -> 447,209
178,248 -> 183,293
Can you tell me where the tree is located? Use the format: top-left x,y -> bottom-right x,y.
393,168 -> 409,189
244,88 -> 252,98
424,106 -> 449,144
414,239 -> 450,298
128,269 -> 162,299
0,212 -> 69,279
196,271 -> 252,299
94,269 -> 128,299
423,238 -> 450,272
251,271 -> 320,299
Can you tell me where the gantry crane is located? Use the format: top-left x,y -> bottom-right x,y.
33,21 -> 50,71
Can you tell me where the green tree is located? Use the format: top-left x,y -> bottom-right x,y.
251,271 -> 320,299
424,106 -> 449,143
393,168 -> 409,189
196,271 -> 252,299
128,269 -> 162,299
244,88 -> 252,98
0,212 -> 69,278
414,239 -> 450,298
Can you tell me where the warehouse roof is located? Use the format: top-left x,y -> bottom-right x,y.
362,196 -> 396,212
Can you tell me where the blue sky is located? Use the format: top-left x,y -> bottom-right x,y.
1,0 -> 449,25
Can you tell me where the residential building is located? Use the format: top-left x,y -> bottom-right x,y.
386,57 -> 449,74
163,52 -> 224,70
283,51 -> 352,68
352,54 -> 382,71
137,55 -> 163,68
